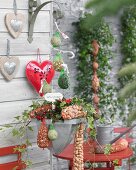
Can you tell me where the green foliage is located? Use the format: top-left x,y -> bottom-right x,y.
119,6 -> 136,123
119,81 -> 136,98
113,159 -> 119,166
73,18 -> 119,120
118,63 -> 136,77
104,144 -> 112,155
121,6 -> 136,65
127,110 -> 136,125
82,0 -> 136,29
120,6 -> 136,89
2,109 -> 32,168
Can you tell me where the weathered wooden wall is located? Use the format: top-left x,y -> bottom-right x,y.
0,1 -> 59,169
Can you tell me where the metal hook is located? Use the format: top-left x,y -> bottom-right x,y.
13,0 -> 17,16
6,39 -> 10,58
28,0 -> 62,43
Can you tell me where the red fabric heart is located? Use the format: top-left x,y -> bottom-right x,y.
26,60 -> 55,96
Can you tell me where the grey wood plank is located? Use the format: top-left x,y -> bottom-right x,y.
0,0 -> 51,10
0,33 -> 51,55
0,9 -> 50,33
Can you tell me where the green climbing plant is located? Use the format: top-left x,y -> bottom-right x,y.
73,18 -> 120,121
119,6 -> 136,122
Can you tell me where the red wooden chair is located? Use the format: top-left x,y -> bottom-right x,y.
114,127 -> 134,170
114,127 -> 133,144
0,145 -> 26,170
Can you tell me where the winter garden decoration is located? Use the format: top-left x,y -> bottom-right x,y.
0,39 -> 20,81
1,1 -> 135,169
5,0 -> 24,39
73,18 -> 119,123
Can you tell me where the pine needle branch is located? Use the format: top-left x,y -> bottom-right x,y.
118,63 -> 136,77
83,0 -> 136,29
127,110 -> 136,125
119,80 -> 136,98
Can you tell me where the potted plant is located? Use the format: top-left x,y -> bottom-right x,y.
1,97 -> 95,168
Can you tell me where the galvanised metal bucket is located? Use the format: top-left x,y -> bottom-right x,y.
36,118 -> 86,154
96,125 -> 114,145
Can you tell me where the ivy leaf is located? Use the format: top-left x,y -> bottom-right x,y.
26,139 -> 32,146
28,126 -> 33,132
60,101 -> 66,107
14,116 -> 20,120
12,129 -> 19,136
104,144 -> 112,155
113,159 -> 119,165
3,124 -> 13,128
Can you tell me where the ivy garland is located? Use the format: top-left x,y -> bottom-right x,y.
73,18 -> 119,121
119,6 -> 136,119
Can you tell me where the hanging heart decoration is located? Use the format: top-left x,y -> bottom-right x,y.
5,13 -> 24,38
26,60 -> 55,96
0,56 -> 20,81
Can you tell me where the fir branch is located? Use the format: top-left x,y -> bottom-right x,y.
127,110 -> 136,125
119,81 -> 136,98
118,63 -> 136,77
83,0 -> 136,29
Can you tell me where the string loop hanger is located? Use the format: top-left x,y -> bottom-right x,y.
37,48 -> 42,63
28,0 -> 62,43
6,39 -> 11,58
51,45 -> 75,59
13,0 -> 17,16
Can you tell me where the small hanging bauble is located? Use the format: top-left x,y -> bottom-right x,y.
51,32 -> 61,47
53,52 -> 63,72
37,119 -> 51,149
48,123 -> 58,141
58,69 -> 69,89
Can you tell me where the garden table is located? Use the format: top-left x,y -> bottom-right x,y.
54,142 -> 133,170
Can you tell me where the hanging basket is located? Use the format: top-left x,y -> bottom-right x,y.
36,118 -> 86,154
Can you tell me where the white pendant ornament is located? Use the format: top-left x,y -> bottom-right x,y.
5,0 -> 24,39
0,39 -> 20,81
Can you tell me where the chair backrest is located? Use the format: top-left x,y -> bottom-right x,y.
114,127 -> 133,143
0,145 -> 26,170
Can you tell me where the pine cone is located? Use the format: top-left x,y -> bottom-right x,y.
37,120 -> 51,149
